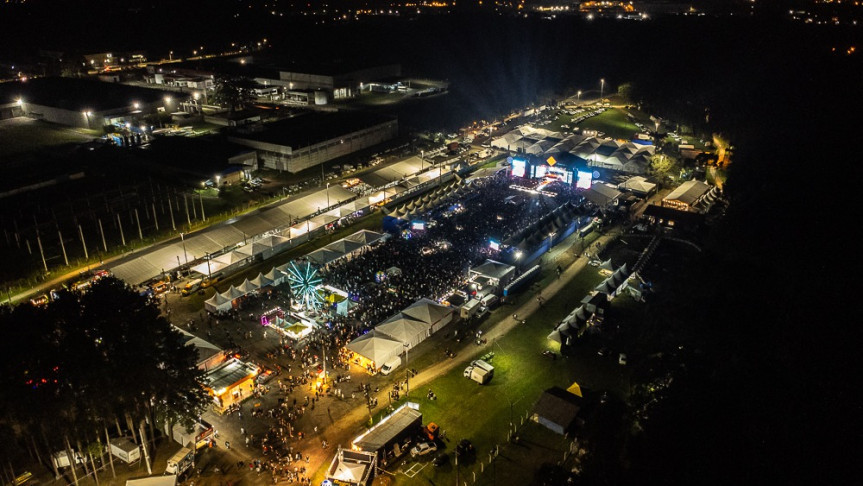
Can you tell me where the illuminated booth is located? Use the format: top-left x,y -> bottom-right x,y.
261,306 -> 316,341
203,358 -> 259,412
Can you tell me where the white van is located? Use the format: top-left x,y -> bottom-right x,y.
380,355 -> 402,375
460,299 -> 481,319
480,294 -> 499,309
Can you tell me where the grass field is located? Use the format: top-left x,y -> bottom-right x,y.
373,259 -> 633,485
0,118 -> 99,159
576,109 -> 641,140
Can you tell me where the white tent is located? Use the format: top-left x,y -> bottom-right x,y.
264,267 -> 287,286
220,285 -> 245,301
236,278 -> 258,295
330,461 -> 367,482
345,331 -> 404,367
250,273 -> 274,289
204,292 -> 233,314
375,317 -> 430,349
400,298 -> 453,333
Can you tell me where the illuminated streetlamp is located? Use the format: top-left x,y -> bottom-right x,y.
600,78 -> 605,100
577,90 -> 582,102
326,182 -> 330,208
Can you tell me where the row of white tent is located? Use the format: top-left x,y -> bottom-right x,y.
384,178 -> 468,220
306,230 -> 387,267
344,298 -> 455,367
204,230 -> 385,314
547,262 -> 631,345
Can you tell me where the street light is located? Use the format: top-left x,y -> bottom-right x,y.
132,101 -> 140,110
577,90 -> 582,102
600,78 -> 605,100
180,232 -> 188,265
404,342 -> 410,398
326,182 -> 330,208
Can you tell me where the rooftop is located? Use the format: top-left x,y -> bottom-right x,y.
230,111 -> 396,149
0,77 -> 179,113
664,180 -> 711,206
204,358 -> 258,392
353,403 -> 422,452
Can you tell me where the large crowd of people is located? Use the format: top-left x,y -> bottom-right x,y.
188,174 -> 586,485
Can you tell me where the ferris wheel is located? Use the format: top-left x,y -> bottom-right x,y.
286,261 -> 323,311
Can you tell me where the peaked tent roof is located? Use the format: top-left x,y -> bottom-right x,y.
205,292 -> 231,307
250,273 -> 274,288
236,278 -> 258,294
401,298 -> 453,326
345,330 -> 404,364
375,317 -> 430,343
221,285 -> 246,300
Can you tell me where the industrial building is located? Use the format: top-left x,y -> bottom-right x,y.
661,180 -> 715,212
157,57 -> 401,101
0,77 -> 186,129
228,111 -> 398,173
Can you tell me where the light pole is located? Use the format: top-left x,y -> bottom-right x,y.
326,182 -> 330,208
420,150 -> 424,171
600,78 -> 605,100
180,232 -> 188,265
404,342 -> 410,398
577,90 -> 582,102
82,111 -> 92,129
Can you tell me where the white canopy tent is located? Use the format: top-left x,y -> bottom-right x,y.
375,317 -> 431,349
204,292 -> 233,314
400,298 -> 454,333
345,331 -> 404,368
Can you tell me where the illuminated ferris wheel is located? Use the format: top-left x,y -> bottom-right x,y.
286,261 -> 323,311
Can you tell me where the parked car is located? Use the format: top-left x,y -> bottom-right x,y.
433,452 -> 449,466
410,442 -> 438,457
456,439 -> 475,457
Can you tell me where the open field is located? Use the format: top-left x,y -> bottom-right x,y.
0,118 -> 99,159
576,108 -> 641,140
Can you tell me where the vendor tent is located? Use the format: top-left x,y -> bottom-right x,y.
236,278 -> 258,295
375,317 -> 430,349
400,298 -> 453,332
264,267 -> 287,285
345,331 -> 404,368
204,292 -> 233,314
250,273 -> 274,288
221,285 -> 245,300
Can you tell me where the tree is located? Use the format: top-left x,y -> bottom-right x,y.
211,75 -> 257,113
617,82 -> 635,102
0,278 -> 207,478
648,153 -> 681,184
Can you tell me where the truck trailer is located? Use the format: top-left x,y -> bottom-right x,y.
463,359 -> 494,385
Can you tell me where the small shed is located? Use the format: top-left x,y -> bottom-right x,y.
531,387 -> 582,435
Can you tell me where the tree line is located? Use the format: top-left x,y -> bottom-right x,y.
0,277 -> 208,483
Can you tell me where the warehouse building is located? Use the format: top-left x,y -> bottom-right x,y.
228,111 -> 398,173
0,77 -> 186,129
661,180 -> 713,212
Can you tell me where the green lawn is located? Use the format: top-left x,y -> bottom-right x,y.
0,119 -> 99,160
576,108 -> 641,140
378,265 -> 631,485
